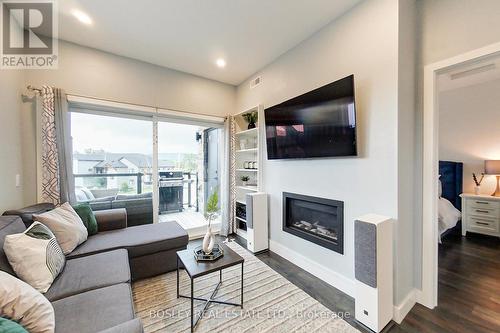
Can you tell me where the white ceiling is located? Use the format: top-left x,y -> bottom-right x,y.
58,0 -> 362,85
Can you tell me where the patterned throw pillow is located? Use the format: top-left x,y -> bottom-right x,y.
0,271 -> 55,333
33,202 -> 88,254
3,222 -> 66,293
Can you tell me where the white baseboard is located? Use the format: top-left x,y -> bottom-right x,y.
269,239 -> 355,297
414,288 -> 435,309
393,289 -> 417,324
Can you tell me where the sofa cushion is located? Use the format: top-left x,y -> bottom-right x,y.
115,192 -> 152,200
33,202 -> 88,254
0,317 -> 29,333
45,249 -> 130,302
89,200 -> 113,211
67,222 -> 188,259
97,319 -> 143,333
52,283 -> 135,333
3,203 -> 55,227
0,216 -> 26,275
4,222 -> 66,293
0,271 -> 55,333
73,202 -> 98,235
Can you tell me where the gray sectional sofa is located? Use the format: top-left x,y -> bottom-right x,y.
0,205 -> 189,333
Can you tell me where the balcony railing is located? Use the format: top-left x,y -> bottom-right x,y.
74,172 -> 145,194
74,172 -> 199,211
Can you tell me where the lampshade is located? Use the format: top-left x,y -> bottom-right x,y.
485,160 -> 500,175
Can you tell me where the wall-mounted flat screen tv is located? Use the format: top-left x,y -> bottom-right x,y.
264,75 -> 357,160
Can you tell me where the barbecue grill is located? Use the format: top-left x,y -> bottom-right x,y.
159,171 -> 183,213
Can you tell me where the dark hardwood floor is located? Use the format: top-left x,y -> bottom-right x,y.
401,231 -> 500,333
188,231 -> 499,333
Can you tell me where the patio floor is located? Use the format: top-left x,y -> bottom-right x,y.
159,207 -> 221,239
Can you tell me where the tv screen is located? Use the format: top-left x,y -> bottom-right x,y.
264,75 -> 357,160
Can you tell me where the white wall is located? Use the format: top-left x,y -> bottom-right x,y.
0,71 -> 26,212
397,0 -> 417,306
237,0 -> 415,305
439,79 -> 500,194
420,0 -> 500,66
19,40 -> 236,205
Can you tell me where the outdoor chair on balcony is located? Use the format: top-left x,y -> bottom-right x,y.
76,187 -> 153,226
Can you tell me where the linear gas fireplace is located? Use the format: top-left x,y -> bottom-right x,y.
283,192 -> 344,254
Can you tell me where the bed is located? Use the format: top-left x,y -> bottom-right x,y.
438,161 -> 463,241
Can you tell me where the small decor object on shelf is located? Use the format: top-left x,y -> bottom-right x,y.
202,190 -> 219,254
242,111 -> 258,129
473,172 -> 485,195
241,176 -> 250,186
244,161 -> 250,169
239,139 -> 247,150
193,243 -> 224,261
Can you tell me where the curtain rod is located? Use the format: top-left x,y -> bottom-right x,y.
24,86 -> 228,121
26,85 -> 43,93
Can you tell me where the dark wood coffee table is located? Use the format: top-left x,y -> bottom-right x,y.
176,243 -> 244,332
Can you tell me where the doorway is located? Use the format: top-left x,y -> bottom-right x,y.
421,42 -> 500,310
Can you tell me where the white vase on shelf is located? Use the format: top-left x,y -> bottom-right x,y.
202,226 -> 215,254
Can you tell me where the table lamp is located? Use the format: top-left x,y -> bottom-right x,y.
485,160 -> 500,197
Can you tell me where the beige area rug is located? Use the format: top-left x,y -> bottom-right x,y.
132,241 -> 359,333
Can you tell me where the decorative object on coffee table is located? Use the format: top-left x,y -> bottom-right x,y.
193,243 -> 224,261
472,172 -> 485,195
242,111 -> 258,129
177,243 -> 244,332
202,190 -> 218,254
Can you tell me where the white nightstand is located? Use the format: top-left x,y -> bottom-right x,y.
460,194 -> 500,238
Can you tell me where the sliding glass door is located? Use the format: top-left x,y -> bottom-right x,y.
69,106 -> 224,235
157,119 -> 222,237
71,112 -> 154,226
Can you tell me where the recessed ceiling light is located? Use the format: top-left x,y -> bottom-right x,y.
216,58 -> 226,68
71,9 -> 92,25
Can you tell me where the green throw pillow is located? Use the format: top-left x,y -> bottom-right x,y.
72,203 -> 98,235
0,318 -> 29,333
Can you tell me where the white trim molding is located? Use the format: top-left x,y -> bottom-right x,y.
393,289 -> 417,324
421,41 -> 500,309
67,94 -> 156,115
269,239 -> 355,297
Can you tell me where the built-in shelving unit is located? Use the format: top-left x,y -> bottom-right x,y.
236,148 -> 258,153
236,185 -> 258,192
233,106 -> 263,239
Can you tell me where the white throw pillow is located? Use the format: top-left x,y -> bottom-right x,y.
0,271 -> 55,333
3,222 -> 66,293
33,202 -> 88,254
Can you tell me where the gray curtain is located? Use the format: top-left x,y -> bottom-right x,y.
54,88 -> 75,204
220,115 -> 236,236
40,87 -> 75,205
